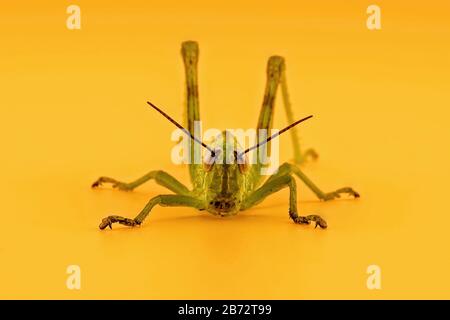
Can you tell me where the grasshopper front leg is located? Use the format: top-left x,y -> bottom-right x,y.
242,174 -> 327,228
99,194 -> 205,230
92,170 -> 190,195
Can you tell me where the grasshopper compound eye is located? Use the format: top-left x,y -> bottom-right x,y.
203,148 -> 222,172
233,151 -> 248,174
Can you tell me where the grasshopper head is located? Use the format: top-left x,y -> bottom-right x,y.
203,131 -> 248,216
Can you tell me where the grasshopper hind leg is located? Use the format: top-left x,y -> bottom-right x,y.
253,55 -> 318,179
280,60 -> 318,165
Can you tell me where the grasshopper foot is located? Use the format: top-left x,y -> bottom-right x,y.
290,213 -> 327,229
294,148 -> 319,165
302,148 -> 319,162
99,215 -> 139,230
322,187 -> 360,201
92,177 -> 134,191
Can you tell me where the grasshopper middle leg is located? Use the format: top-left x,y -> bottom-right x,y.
92,170 -> 190,195
242,174 -> 327,228
266,162 -> 360,201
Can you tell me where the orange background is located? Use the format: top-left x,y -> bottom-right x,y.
1,0 -> 450,299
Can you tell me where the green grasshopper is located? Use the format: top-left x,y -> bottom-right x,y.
92,41 -> 359,230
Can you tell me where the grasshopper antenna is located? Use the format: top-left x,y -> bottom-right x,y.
146,101 -> 216,156
241,115 -> 313,156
